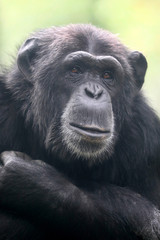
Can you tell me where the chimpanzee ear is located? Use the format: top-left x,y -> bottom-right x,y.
17,38 -> 39,79
129,51 -> 148,90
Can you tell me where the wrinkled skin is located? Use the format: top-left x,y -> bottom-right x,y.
0,24 -> 160,240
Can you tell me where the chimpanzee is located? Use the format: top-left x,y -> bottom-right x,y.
0,24 -> 160,240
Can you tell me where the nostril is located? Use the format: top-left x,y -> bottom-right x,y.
85,87 -> 95,98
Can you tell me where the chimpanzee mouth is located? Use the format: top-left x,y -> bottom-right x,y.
69,122 -> 110,138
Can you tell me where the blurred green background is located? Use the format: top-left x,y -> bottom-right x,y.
1,0 -> 160,115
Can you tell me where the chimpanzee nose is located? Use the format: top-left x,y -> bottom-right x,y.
84,83 -> 103,100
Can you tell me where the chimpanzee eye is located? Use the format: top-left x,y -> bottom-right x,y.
103,71 -> 113,80
71,66 -> 82,74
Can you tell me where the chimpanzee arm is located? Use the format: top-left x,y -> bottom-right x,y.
0,211 -> 44,240
0,151 -> 159,240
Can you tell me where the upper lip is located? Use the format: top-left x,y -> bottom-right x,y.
69,122 -> 110,136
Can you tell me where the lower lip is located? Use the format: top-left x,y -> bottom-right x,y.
69,124 -> 110,139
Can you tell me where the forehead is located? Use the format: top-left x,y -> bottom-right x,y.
52,25 -> 127,58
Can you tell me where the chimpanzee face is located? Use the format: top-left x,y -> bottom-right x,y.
17,24 -> 147,163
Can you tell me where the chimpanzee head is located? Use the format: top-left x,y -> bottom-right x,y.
15,24 -> 147,164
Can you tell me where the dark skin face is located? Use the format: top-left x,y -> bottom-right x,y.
59,51 -> 124,161
16,31 -> 147,164
17,36 -> 125,163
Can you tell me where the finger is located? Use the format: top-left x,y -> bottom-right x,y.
0,151 -> 16,165
13,151 -> 32,161
34,160 -> 46,166
0,151 -> 32,166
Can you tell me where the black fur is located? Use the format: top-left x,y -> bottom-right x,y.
0,24 -> 160,240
